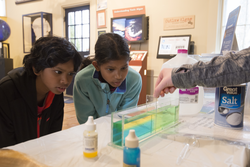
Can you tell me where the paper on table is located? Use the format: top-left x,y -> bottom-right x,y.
176,113 -> 250,145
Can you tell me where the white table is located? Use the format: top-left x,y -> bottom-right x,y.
6,112 -> 250,167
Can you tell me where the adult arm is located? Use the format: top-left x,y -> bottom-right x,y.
154,48 -> 250,98
172,48 -> 250,88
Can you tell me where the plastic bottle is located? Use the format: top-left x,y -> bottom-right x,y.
83,116 -> 98,158
161,49 -> 204,116
123,129 -> 140,167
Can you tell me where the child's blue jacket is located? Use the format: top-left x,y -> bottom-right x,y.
73,64 -> 142,124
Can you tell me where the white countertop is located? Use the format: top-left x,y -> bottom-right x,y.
6,111 -> 250,167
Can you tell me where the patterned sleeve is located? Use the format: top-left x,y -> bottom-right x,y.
172,47 -> 250,88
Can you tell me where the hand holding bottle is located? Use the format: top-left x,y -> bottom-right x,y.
155,49 -> 204,116
154,68 -> 176,98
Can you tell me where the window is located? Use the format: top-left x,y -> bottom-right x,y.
0,0 -> 6,17
65,6 -> 90,56
221,0 -> 250,50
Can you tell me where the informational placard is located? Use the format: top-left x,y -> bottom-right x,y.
220,6 -> 241,54
130,51 -> 147,61
163,15 -> 195,30
112,6 -> 145,18
97,0 -> 107,11
157,35 -> 191,59
158,36 -> 190,54
98,30 -> 106,37
96,10 -> 106,28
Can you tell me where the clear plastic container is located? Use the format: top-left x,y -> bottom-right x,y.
161,49 -> 204,116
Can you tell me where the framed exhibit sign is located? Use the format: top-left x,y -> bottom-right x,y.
163,15 -> 195,30
96,10 -> 106,28
130,51 -> 147,61
22,12 -> 52,53
98,30 -> 106,37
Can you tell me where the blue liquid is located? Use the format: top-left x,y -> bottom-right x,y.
123,147 -> 140,167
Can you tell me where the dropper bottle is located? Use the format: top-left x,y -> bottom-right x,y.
123,129 -> 140,167
83,116 -> 98,158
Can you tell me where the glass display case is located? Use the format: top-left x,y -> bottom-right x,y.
22,12 -> 52,53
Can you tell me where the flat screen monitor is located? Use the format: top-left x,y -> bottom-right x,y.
111,14 -> 148,43
156,35 -> 191,59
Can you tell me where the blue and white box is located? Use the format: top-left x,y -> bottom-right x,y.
214,85 -> 246,129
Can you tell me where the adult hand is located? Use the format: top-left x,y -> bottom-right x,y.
153,68 -> 176,98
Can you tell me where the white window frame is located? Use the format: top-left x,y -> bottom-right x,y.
0,0 -> 6,17
65,5 -> 90,57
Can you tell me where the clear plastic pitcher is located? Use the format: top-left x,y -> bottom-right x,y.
160,49 -> 204,116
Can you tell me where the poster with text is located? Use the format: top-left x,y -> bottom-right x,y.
220,6 -> 241,54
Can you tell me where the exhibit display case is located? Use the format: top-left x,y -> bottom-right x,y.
22,12 -> 52,53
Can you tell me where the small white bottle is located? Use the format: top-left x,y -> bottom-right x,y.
83,116 -> 98,158
160,49 -> 204,116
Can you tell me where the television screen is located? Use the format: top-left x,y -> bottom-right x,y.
157,35 -> 191,59
111,15 -> 147,43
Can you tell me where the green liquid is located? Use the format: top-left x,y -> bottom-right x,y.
112,105 -> 179,146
